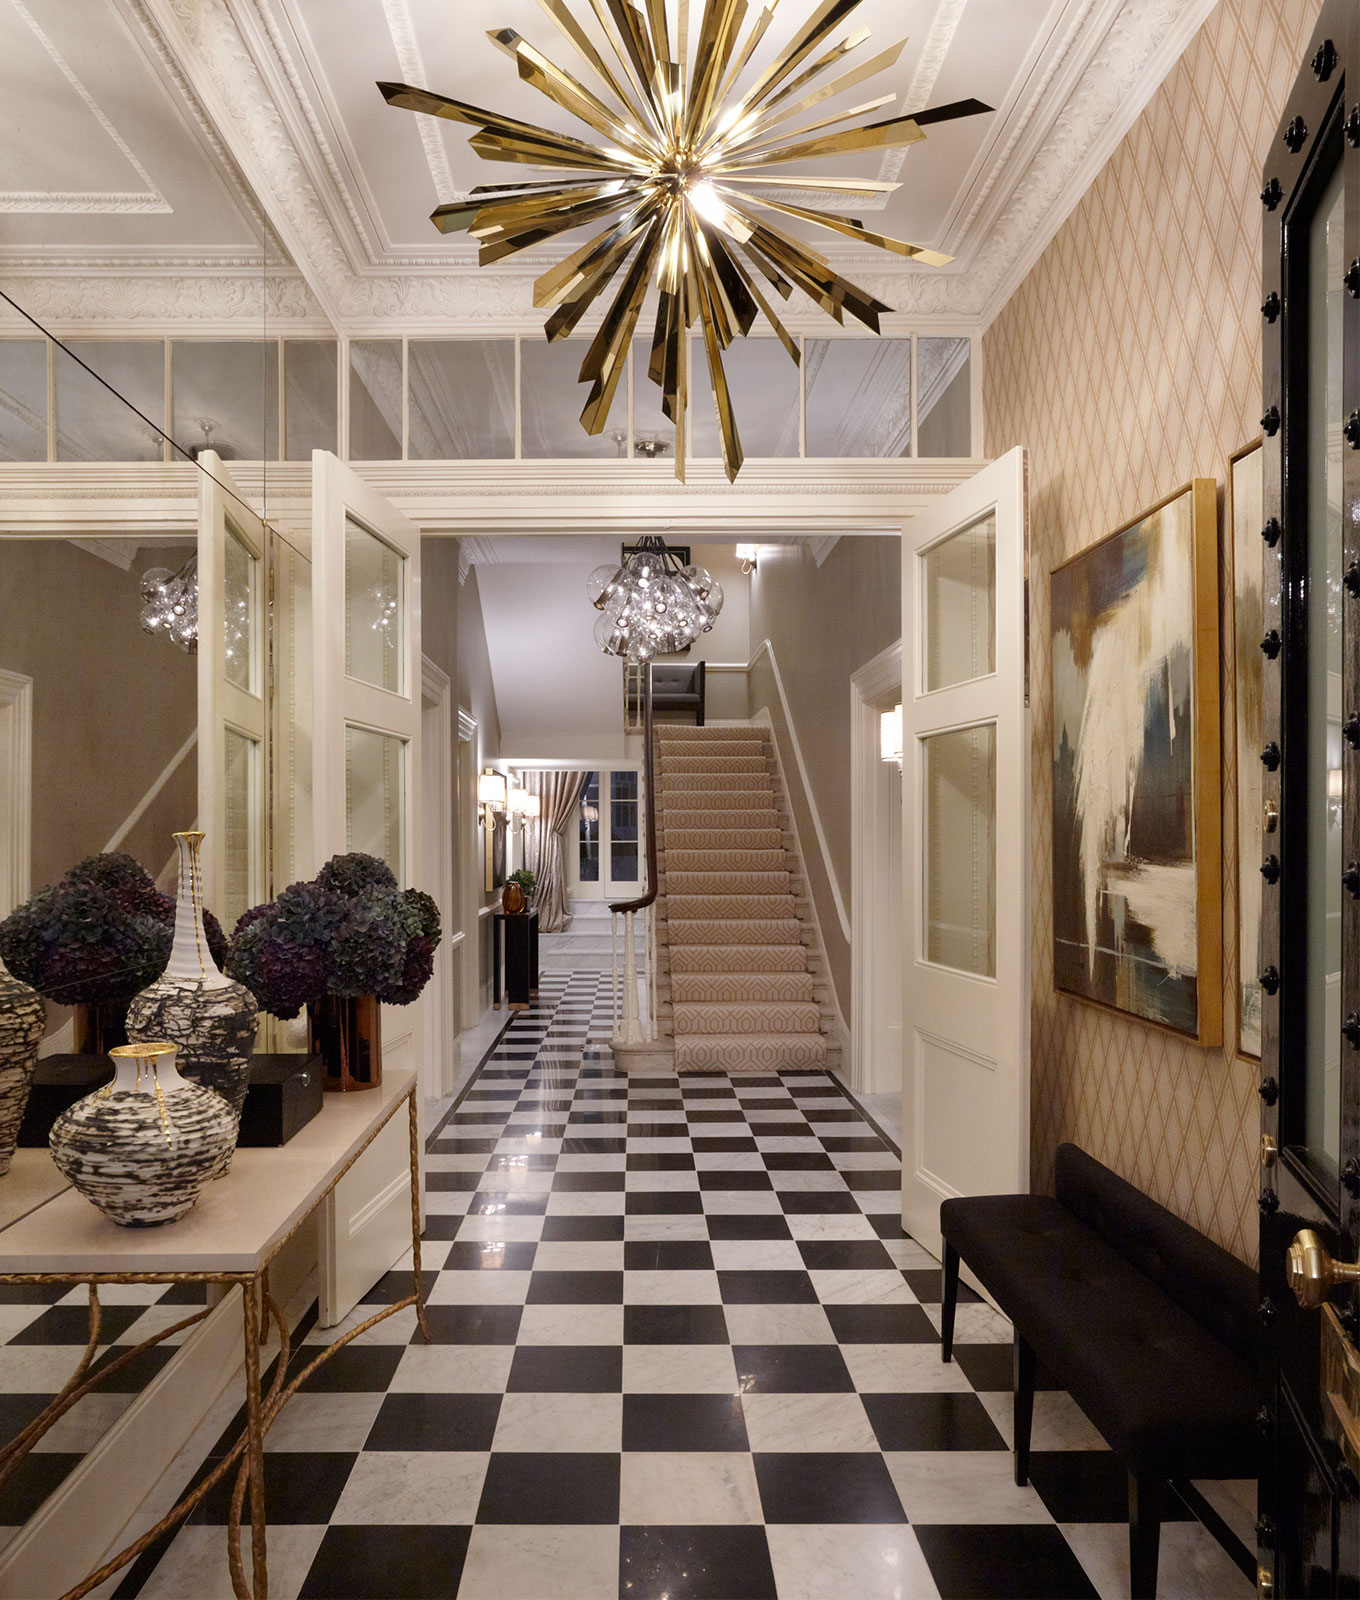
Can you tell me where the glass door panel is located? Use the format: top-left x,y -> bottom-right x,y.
921,722 -> 997,978
223,725 -> 262,933
224,523 -> 261,696
921,513 -> 996,691
1301,159 -> 1345,1178
345,727 -> 406,877
344,515 -> 404,694
608,770 -> 639,890
571,772 -> 602,898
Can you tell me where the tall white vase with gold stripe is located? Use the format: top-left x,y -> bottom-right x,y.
127,832 -> 257,1174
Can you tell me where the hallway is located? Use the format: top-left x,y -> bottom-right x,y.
88,974 -> 1253,1600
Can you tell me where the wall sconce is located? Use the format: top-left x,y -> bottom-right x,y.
507,785 -> 541,833
880,704 -> 903,768
479,768 -> 508,830
735,543 -> 758,574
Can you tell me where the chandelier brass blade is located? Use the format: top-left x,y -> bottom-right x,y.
378,0 -> 990,481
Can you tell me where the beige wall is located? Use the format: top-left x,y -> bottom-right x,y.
746,537 -> 901,1017
0,539 -> 197,900
983,0 -> 1321,1263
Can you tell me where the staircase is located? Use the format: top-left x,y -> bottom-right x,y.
654,725 -> 837,1072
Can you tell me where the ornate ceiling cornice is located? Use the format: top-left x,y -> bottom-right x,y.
7,0 -> 1218,334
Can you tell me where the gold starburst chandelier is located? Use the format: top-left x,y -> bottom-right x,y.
380,0 -> 988,482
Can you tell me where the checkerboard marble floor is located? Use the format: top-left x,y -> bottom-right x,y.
3,972 -> 1255,1599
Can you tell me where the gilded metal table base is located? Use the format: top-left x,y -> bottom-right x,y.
1,1082 -> 431,1600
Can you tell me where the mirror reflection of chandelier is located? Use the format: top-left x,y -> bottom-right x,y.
139,555 -> 199,654
379,1 -> 990,483
587,535 -> 722,661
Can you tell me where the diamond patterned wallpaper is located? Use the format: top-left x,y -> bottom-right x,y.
983,0 -> 1322,1264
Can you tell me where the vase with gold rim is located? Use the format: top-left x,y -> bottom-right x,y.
126,832 -> 257,1174
49,1041 -> 235,1227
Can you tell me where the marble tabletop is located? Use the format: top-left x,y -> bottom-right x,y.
0,1068 -> 417,1278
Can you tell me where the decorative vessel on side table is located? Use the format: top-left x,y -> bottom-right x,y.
49,1040 -> 236,1226
227,851 -> 442,1092
0,957 -> 45,1176
127,831 -> 257,1172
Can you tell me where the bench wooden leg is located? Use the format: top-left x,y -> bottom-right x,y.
940,1241 -> 960,1362
1012,1331 -> 1035,1486
1128,1471 -> 1162,1600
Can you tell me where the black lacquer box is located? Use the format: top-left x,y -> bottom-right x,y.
19,1052 -> 323,1148
235,1054 -> 324,1147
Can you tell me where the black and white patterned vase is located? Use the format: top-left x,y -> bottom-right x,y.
0,957 -> 45,1177
49,1041 -> 235,1227
127,832 -> 257,1176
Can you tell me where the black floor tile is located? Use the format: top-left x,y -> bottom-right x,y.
706,1213 -> 791,1240
868,1215 -> 912,1239
625,1122 -> 691,1140
10,1303 -> 146,1345
86,1344 -> 176,1391
950,1343 -> 1062,1392
623,1304 -> 730,1344
0,1451 -> 84,1524
626,1191 -> 705,1214
551,1171 -> 627,1192
359,1269 -> 421,1304
840,1169 -> 903,1191
296,1343 -> 405,1393
626,1151 -> 697,1171
466,1192 -> 550,1216
506,1344 -> 623,1392
753,1451 -> 906,1523
299,1525 -> 471,1599
795,1240 -> 896,1271
820,1136 -> 891,1153
778,1191 -> 862,1214
862,1391 -> 1007,1451
191,1451 -> 355,1525
481,1152 -> 557,1172
748,1122 -> 818,1140
619,1524 -> 778,1600
0,1282 -> 69,1305
623,1392 -> 750,1451
441,1241 -> 538,1272
718,1269 -> 817,1304
697,1170 -> 774,1191
1026,1450 -> 1192,1523
526,1271 -> 625,1305
732,1344 -> 854,1393
824,1303 -> 937,1344
761,1151 -> 836,1171
913,1524 -> 1100,1600
690,1137 -> 757,1153
685,1109 -> 748,1124
365,1392 -> 501,1451
421,1213 -> 470,1239
424,1169 -> 483,1191
540,1215 -> 626,1242
560,1137 -> 628,1156
431,1136 -> 498,1154
623,1241 -> 715,1272
476,1451 -> 620,1523
903,1269 -> 981,1304
155,1282 -> 210,1305
420,1305 -> 523,1344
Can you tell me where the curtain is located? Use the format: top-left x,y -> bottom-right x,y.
522,770 -> 589,933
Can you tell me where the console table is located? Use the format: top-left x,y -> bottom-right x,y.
492,907 -> 539,1010
0,1067 -> 430,1600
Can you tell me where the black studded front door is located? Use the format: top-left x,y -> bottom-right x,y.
1258,4 -> 1360,1596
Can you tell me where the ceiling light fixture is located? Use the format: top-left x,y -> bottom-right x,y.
588,534 -> 722,660
379,2 -> 989,484
139,555 -> 199,655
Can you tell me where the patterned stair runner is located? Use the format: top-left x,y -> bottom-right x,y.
656,726 -> 829,1072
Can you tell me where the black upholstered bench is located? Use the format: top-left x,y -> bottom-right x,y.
939,1143 -> 1258,1600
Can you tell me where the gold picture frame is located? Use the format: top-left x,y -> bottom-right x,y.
1050,478 -> 1223,1046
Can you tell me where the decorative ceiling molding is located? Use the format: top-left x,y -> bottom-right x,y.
377,0 -> 459,204
4,0 -> 171,215
68,538 -> 139,570
0,270 -> 328,334
3,0 -> 1219,334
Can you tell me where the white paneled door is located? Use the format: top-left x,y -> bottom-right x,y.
197,452 -> 266,934
311,450 -> 424,1326
900,448 -> 1030,1255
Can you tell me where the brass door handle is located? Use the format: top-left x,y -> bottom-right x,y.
1287,1229 -> 1360,1309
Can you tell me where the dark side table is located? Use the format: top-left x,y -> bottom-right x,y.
492,908 -> 540,1010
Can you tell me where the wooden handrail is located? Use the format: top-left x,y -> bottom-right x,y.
610,665 -> 657,914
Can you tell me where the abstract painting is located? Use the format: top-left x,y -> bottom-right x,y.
1230,442 -> 1264,1056
1051,480 -> 1222,1044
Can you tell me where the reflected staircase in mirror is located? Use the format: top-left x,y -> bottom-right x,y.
654,726 -> 837,1072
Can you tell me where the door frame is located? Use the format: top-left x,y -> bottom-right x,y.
851,641 -> 903,1096
0,667 -> 32,920
421,656 -> 456,1100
